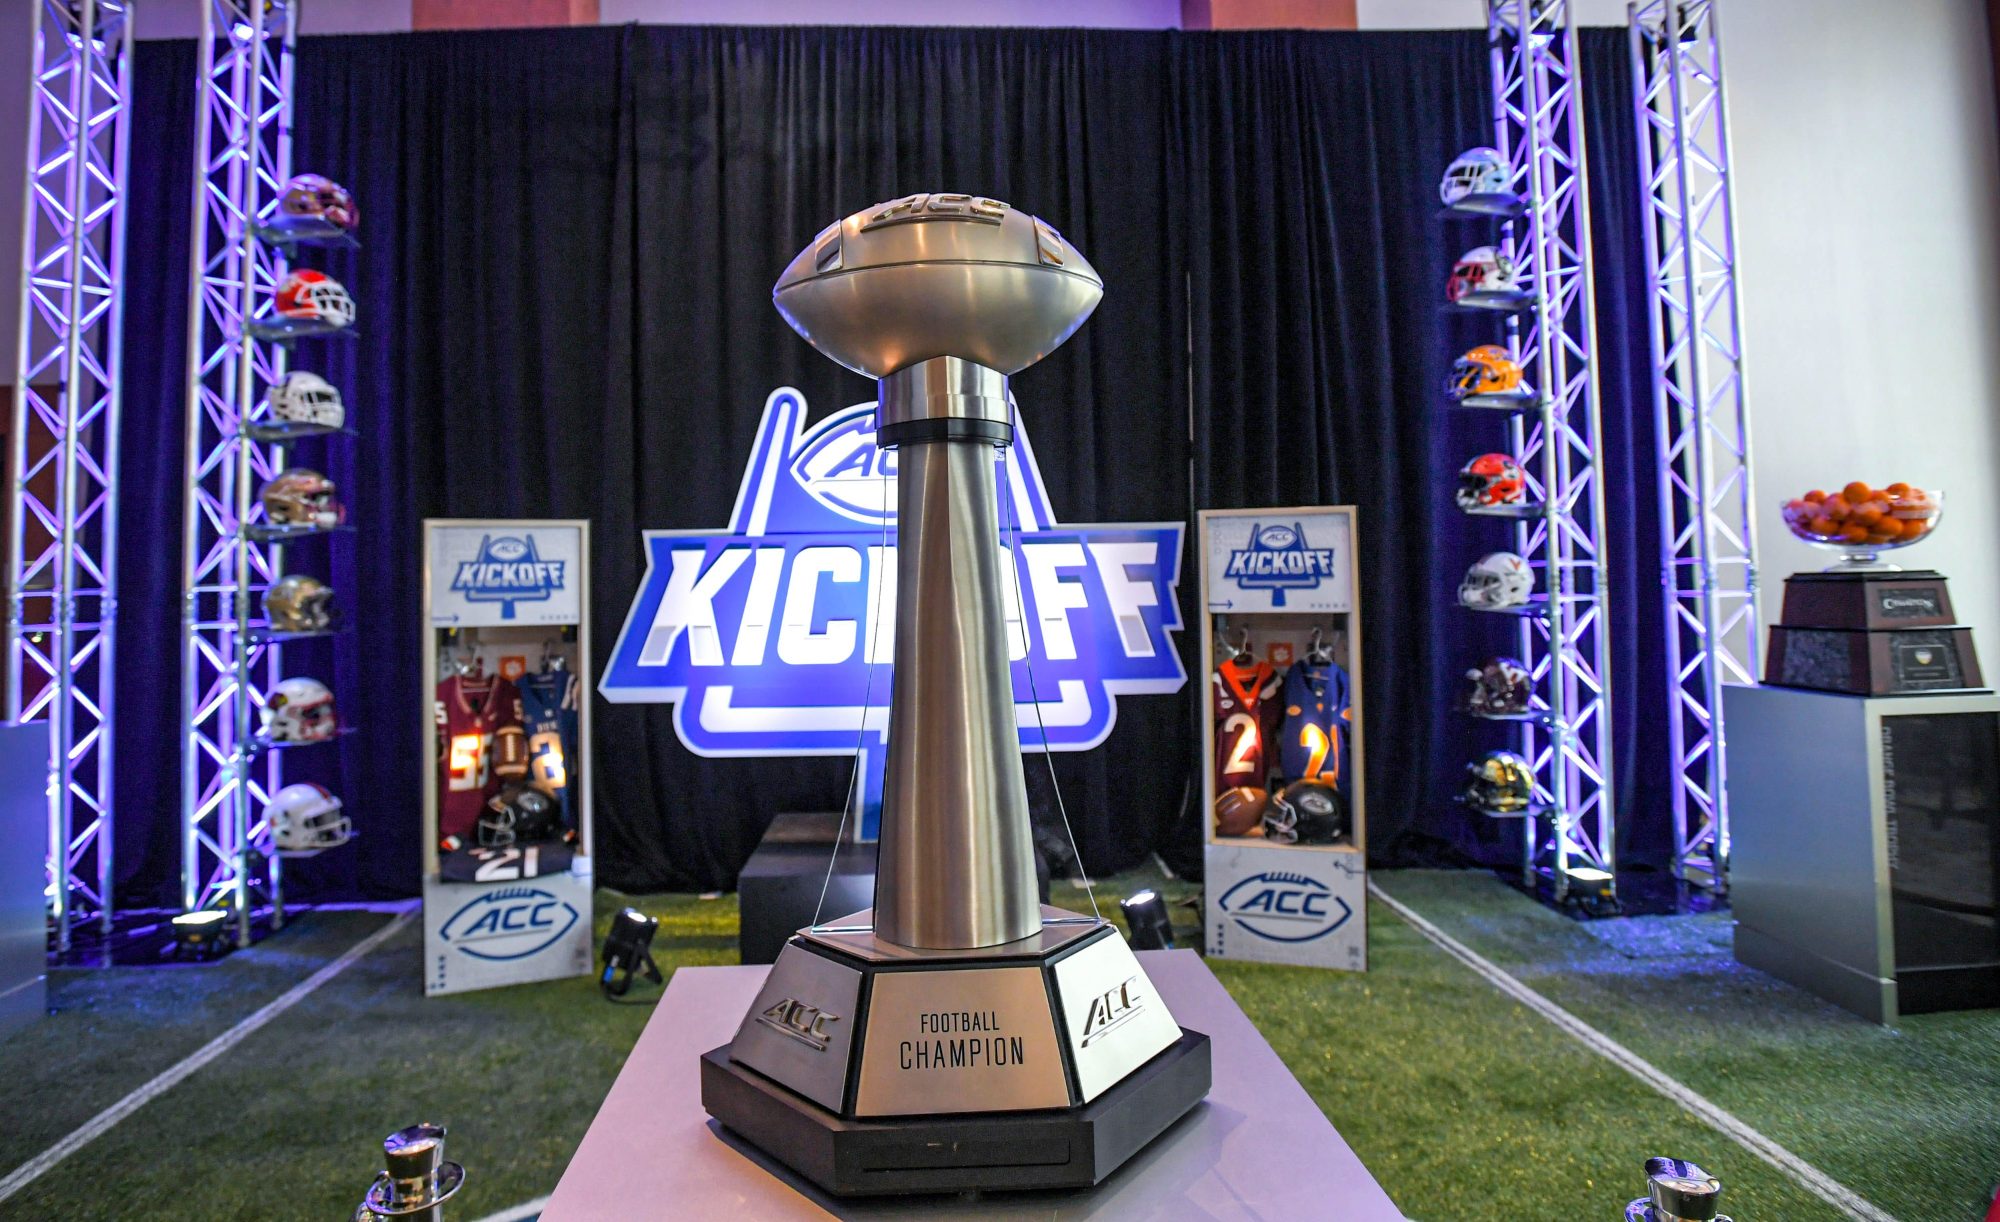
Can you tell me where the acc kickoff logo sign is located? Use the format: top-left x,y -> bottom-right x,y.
600,388 -> 1187,757
1205,510 -> 1352,614
1215,871 -> 1353,944
437,886 -> 581,962
450,534 -> 566,620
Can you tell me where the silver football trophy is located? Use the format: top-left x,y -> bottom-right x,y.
699,193 -> 1211,1195
351,1123 -> 464,1222
1624,1157 -> 1729,1222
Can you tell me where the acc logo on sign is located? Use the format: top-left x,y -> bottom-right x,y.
450,534 -> 566,620
1216,871 -> 1352,943
1223,522 -> 1336,608
439,886 -> 580,961
599,388 -> 1187,755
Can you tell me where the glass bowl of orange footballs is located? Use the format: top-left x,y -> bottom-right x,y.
1780,481 -> 1942,570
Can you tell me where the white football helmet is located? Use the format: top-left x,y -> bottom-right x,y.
1440,147 -> 1510,205
1459,552 -> 1534,610
268,371 -> 345,428
268,782 -> 352,853
263,676 -> 339,743
1446,246 -> 1521,303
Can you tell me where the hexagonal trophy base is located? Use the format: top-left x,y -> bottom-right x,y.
700,908 -> 1212,1196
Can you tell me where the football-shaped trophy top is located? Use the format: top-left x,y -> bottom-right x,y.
773,193 -> 1103,379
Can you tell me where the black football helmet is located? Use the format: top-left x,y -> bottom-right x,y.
1264,780 -> 1348,845
478,784 -> 563,848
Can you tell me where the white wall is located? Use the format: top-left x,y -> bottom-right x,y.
1726,0 -> 2000,647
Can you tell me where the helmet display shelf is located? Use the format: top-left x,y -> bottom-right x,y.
251,725 -> 359,753
244,314 -> 360,343
1438,0 -> 1619,914
246,622 -> 352,645
180,0 -> 362,948
1463,501 -> 1547,520
243,419 -> 357,442
243,521 -> 354,544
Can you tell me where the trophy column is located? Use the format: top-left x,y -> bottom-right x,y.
873,356 -> 1039,950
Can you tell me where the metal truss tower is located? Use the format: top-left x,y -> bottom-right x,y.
180,0 -> 298,945
1487,0 -> 1618,904
1630,0 -> 1757,895
10,0 -> 133,952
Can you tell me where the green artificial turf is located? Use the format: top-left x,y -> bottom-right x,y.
0,872 -> 1990,1221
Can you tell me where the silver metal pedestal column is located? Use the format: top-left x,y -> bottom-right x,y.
874,359 -> 1038,949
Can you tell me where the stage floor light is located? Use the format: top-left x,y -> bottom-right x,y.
600,907 -> 662,998
1120,889 -> 1175,951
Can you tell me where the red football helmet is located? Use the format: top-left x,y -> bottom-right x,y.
1456,453 -> 1526,510
260,468 -> 344,528
1446,246 -> 1520,303
274,269 -> 354,329
277,173 -> 358,234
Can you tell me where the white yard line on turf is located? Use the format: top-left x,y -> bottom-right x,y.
0,904 -> 419,1207
1368,881 -> 1899,1222
470,1194 -> 550,1222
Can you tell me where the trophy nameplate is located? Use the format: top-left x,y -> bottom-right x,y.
1780,570 -> 1957,630
700,194 -> 1210,1196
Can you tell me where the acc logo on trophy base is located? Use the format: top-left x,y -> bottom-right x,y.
1223,522 -> 1336,608
450,534 -> 566,620
1216,872 -> 1353,943
600,388 -> 1187,755
438,886 -> 580,961
757,997 -> 842,1052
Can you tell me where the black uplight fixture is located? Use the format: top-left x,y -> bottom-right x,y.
1120,889 -> 1175,951
600,907 -> 662,998
170,909 -> 231,960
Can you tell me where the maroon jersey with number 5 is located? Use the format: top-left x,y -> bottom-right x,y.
435,673 -> 527,844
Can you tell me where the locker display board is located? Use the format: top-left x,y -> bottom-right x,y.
421,520 -> 594,996
1199,507 -> 1367,971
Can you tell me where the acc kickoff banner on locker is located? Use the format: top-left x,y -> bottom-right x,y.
600,387 -> 1189,757
429,524 -> 584,627
1204,512 -> 1354,614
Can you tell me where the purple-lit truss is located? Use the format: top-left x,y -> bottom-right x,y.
1486,0 -> 1618,903
10,0 -> 132,952
1630,0 -> 1758,895
180,0 -> 298,945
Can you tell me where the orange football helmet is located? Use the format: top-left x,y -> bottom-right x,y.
1447,344 -> 1524,398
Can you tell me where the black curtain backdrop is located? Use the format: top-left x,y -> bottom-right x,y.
116,25 -> 1667,903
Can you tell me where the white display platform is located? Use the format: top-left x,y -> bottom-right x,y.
545,949 -> 1403,1220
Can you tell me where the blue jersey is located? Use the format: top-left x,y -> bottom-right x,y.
517,670 -> 581,828
1278,661 -> 1351,793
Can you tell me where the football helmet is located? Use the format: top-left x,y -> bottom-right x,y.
479,783 -> 563,848
1456,453 -> 1527,510
1446,246 -> 1520,303
277,173 -> 358,234
1440,147 -> 1510,206
1213,786 -> 1270,838
273,269 -> 354,329
1465,656 -> 1532,717
268,782 -> 352,853
1447,344 -> 1525,399
267,371 -> 345,428
1459,552 -> 1534,610
264,574 -> 334,633
263,676 -> 338,743
260,468 -> 343,528
1463,751 -> 1535,814
1264,780 -> 1348,845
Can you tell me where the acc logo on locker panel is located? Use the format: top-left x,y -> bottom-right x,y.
449,534 -> 567,620
598,388 -> 1188,755
1216,872 -> 1352,943
438,886 -> 581,961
